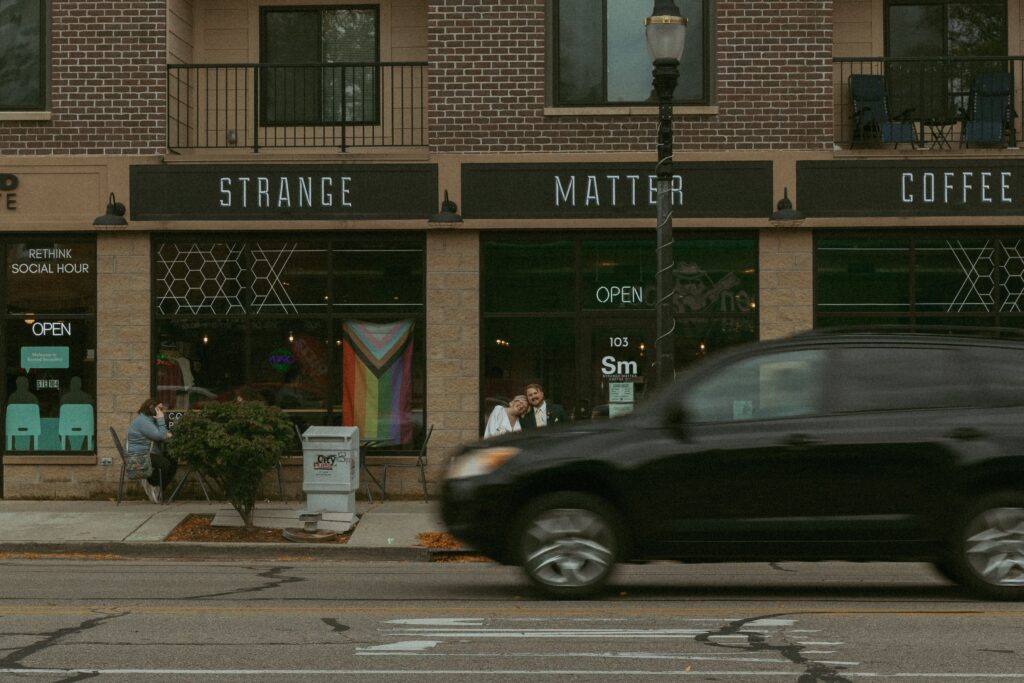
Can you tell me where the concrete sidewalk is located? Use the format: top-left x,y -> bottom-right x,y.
0,499 -> 448,561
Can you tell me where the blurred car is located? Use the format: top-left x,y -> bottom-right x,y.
442,330 -> 1024,600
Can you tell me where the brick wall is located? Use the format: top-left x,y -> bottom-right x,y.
0,1 -> 166,155
428,1 -> 833,153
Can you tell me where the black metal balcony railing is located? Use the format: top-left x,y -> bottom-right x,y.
167,63 -> 428,152
834,56 -> 1022,149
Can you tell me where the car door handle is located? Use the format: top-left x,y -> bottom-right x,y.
946,427 -> 985,441
784,433 -> 821,447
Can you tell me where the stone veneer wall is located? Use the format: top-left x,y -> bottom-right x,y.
759,230 -> 814,341
3,234 -> 151,498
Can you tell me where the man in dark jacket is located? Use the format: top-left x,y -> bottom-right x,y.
521,383 -> 566,429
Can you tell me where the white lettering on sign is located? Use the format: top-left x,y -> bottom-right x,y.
595,285 -> 644,305
32,321 -> 72,337
554,174 -> 683,208
219,176 -> 355,210
10,246 -> 89,275
901,171 -> 1013,205
601,355 -> 639,376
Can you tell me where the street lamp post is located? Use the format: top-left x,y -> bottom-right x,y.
645,0 -> 687,391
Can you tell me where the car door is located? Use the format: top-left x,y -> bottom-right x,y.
633,346 -> 839,557
813,344 -> 984,544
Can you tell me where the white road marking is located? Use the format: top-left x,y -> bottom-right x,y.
3,669 -> 1024,678
798,641 -> 845,646
385,618 -> 484,626
358,641 -> 442,652
357,652 -> 790,662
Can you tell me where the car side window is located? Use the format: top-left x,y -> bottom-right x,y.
684,350 -> 825,423
833,346 -> 973,412
970,346 -> 1024,407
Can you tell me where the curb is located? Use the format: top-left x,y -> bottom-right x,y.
0,542 -> 433,562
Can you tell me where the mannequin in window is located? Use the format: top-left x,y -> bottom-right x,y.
8,376 -> 39,405
60,376 -> 93,405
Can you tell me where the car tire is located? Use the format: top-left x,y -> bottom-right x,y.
951,492 -> 1024,601
514,492 -> 621,600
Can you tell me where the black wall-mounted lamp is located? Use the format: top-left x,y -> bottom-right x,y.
770,187 -> 804,222
428,190 -> 463,225
93,192 -> 128,226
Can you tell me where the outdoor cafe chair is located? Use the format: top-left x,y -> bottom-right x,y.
849,74 -> 917,148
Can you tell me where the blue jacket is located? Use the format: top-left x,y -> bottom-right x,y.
126,413 -> 169,457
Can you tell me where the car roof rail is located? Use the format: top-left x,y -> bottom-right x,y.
792,324 -> 1024,340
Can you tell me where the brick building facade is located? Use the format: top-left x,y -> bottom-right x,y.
2,0 -> 1022,499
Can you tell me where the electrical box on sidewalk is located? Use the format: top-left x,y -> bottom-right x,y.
300,426 -> 359,513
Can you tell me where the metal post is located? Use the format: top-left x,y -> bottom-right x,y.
653,59 -> 679,390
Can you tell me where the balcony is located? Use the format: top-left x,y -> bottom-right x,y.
833,56 -> 1021,151
167,63 -> 428,153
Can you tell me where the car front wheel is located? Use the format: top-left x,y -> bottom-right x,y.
953,492 -> 1024,601
515,492 -> 621,599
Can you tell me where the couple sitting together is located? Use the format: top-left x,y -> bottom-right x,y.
483,383 -> 567,438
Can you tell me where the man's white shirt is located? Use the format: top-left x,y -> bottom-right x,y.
535,401 -> 547,427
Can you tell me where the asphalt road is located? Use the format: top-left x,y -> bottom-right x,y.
0,558 -> 1022,681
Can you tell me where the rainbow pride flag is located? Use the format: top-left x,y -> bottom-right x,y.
342,320 -> 414,445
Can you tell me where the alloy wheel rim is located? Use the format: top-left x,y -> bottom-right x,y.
522,507 -> 614,588
964,506 -> 1024,586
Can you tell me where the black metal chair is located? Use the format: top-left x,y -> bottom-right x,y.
111,426 -> 161,505
379,424 -> 433,501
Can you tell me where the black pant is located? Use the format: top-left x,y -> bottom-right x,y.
147,452 -> 178,489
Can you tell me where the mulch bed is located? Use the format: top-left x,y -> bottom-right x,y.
166,514 -> 351,544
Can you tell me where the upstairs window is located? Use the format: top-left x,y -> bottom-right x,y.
0,0 -> 46,110
553,0 -> 708,106
260,6 -> 379,125
885,0 -> 1007,120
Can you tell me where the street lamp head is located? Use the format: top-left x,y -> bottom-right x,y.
645,0 -> 688,64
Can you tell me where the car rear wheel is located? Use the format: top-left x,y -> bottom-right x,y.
515,492 -> 620,599
952,493 -> 1024,601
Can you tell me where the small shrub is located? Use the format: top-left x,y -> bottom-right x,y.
168,401 -> 294,530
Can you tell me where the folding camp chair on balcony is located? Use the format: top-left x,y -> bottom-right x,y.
961,71 -> 1015,147
849,74 -> 917,148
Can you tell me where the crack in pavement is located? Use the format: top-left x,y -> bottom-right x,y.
695,612 -> 853,683
188,565 -> 307,599
0,611 -> 124,673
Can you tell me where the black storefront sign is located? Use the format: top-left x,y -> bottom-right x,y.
130,164 -> 438,220
461,162 -> 773,219
798,160 -> 1024,217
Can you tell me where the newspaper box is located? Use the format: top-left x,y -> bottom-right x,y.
300,426 -> 359,513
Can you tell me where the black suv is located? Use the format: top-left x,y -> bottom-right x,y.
441,331 -> 1024,600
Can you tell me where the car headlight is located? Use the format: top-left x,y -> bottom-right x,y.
446,447 -> 520,480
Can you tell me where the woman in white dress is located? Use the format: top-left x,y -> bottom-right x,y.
483,395 -> 529,438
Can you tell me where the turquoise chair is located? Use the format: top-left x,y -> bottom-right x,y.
5,404 -> 41,451
58,404 -> 95,450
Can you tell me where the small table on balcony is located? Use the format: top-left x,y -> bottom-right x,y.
920,118 -> 958,149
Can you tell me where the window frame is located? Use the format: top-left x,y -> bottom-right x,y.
884,0 -> 1007,58
151,233 -> 427,455
0,0 -> 47,111
258,4 -> 381,127
549,0 -> 712,108
1,236 -> 98,457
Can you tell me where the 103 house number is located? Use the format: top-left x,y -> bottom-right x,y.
609,337 -> 630,348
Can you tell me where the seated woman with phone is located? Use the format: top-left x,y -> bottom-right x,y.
126,398 -> 177,503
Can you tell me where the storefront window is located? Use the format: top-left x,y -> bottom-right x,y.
815,234 -> 1024,328
154,236 -> 426,452
482,233 -> 757,430
2,239 -> 97,454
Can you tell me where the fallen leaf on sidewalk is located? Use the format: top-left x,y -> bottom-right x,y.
417,532 -> 491,563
